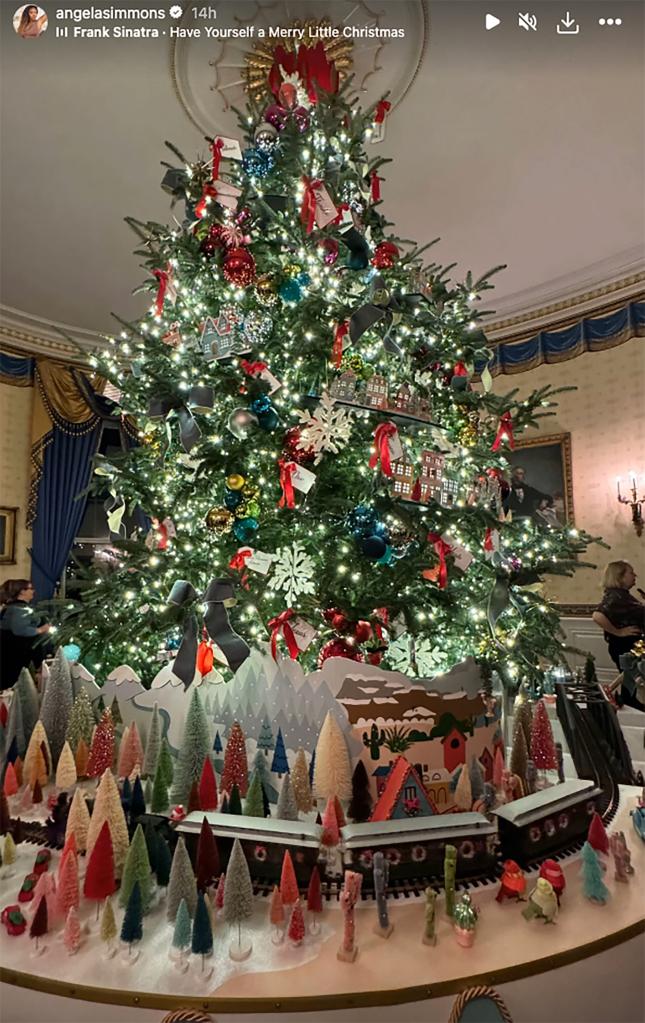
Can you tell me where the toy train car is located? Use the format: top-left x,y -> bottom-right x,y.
176,812 -> 323,885
492,778 -> 601,866
341,812 -> 499,884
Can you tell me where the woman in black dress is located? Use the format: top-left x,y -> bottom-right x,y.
592,561 -> 645,711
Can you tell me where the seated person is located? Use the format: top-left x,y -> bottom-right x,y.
592,561 -> 644,711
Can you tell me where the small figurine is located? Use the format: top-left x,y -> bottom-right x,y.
609,831 -> 634,883
372,851 -> 392,939
337,870 -> 362,963
18,873 -> 38,904
501,769 -> 522,804
453,892 -> 479,947
522,878 -> 558,924
631,802 -> 645,842
32,849 -> 51,876
538,859 -> 566,905
496,860 -> 526,903
1,904 -> 27,936
170,805 -> 186,823
422,886 -> 437,946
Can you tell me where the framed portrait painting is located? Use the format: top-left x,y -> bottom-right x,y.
506,433 -> 573,526
0,507 -> 18,564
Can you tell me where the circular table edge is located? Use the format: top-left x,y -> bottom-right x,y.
1,918 -> 643,1014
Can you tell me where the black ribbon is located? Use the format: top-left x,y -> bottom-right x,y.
168,577 -> 251,689
349,276 -> 405,355
148,385 -> 213,452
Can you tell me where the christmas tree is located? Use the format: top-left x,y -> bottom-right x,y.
270,728 -> 289,778
66,688 -> 95,754
257,717 -> 275,757
291,749 -> 313,813
65,788 -> 90,852
142,703 -> 162,778
199,757 -> 218,811
288,899 -> 305,945
530,699 -> 557,771
580,841 -> 609,904
348,760 -> 372,822
120,823 -> 153,912
63,906 -> 82,955
221,721 -> 249,797
196,816 -> 220,891
55,56 -> 596,693
170,689 -> 211,806
55,741 -> 77,790
86,769 -> 129,876
587,811 -> 609,855
228,782 -> 243,815
40,649 -> 73,766
167,836 -> 197,921
172,897 -> 192,957
83,820 -> 117,908
23,721 -> 51,790
244,771 -> 265,817
100,897 -> 117,951
56,845 -> 80,920
279,849 -> 299,906
155,835 -> 172,889
121,880 -> 144,951
3,762 -> 18,798
86,709 -> 116,779
29,893 -> 48,951
314,713 -> 351,802
276,773 -> 299,820
223,838 -> 254,959
151,758 -> 170,813
191,891 -> 214,967
158,736 -> 175,787
14,668 -> 40,744
251,748 -> 278,803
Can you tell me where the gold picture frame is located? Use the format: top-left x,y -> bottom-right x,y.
508,432 -> 574,525
0,507 -> 18,564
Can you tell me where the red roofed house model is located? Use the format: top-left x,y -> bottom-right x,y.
369,756 -> 437,822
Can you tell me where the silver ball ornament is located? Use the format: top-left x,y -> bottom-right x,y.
227,408 -> 259,440
254,122 -> 279,152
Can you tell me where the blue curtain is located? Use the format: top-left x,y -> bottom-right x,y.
30,424 -> 101,599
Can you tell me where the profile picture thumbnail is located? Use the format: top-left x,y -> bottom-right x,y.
13,4 -> 48,38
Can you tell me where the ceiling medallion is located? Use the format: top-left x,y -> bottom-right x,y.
170,1 -> 428,137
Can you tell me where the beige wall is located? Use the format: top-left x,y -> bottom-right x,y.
492,336 -> 645,603
0,381 -> 33,581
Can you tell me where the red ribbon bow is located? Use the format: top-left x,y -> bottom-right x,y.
228,546 -> 254,589
268,609 -> 299,660
483,527 -> 497,553
210,137 -> 224,182
427,531 -> 453,589
278,459 -> 297,509
152,268 -> 169,317
491,412 -> 515,452
332,321 -> 349,368
300,176 -> 323,235
195,182 -> 219,219
374,99 -> 391,124
370,170 -> 382,202
369,422 -> 398,478
240,359 -> 268,377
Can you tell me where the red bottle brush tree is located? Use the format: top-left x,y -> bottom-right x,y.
188,781 -> 202,814
530,700 -> 557,771
306,865 -> 323,933
587,811 -> 609,854
83,820 -> 116,911
279,850 -> 299,906
221,722 -> 249,797
196,816 -> 220,891
199,757 -> 218,811
29,894 -> 48,951
288,899 -> 306,944
321,796 -> 340,847
86,710 -> 116,779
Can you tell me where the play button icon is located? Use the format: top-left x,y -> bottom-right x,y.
485,13 -> 501,29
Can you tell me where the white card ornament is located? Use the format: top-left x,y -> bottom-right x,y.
388,432 -> 404,462
290,617 -> 317,652
212,178 -> 242,212
443,533 -> 473,572
370,120 -> 386,145
311,182 -> 338,229
260,367 -> 281,394
291,464 -> 316,495
165,273 -> 178,306
218,136 -> 243,161
103,381 -> 122,403
245,550 -> 274,575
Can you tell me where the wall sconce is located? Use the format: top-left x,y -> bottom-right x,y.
616,473 -> 644,537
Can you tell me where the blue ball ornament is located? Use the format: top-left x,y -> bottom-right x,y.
250,395 -> 271,415
233,517 -> 259,543
377,544 -> 395,565
279,279 -> 302,303
224,489 -> 243,510
62,643 -> 81,663
372,521 -> 391,541
242,147 -> 275,179
257,408 -> 280,431
361,535 -> 387,560
296,271 -> 311,287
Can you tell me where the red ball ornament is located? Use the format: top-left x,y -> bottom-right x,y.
353,620 -> 373,644
200,224 -> 226,257
283,426 -> 315,464
371,241 -> 400,270
323,608 -> 351,634
317,638 -> 365,667
222,247 -> 256,287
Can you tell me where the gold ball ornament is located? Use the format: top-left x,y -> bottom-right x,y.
255,274 -> 279,307
241,481 -> 260,501
205,507 -> 234,533
226,474 -> 246,491
283,263 -> 302,279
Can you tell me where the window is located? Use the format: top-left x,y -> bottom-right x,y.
404,785 -> 416,801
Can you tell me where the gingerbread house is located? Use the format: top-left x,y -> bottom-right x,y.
391,455 -> 416,499
370,756 -> 438,821
365,374 -> 388,410
330,371 -> 358,402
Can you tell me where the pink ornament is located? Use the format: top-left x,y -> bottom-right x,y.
278,82 -> 297,109
265,104 -> 288,131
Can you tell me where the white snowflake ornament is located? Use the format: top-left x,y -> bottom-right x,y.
296,391 -> 354,465
272,542 -> 316,604
386,634 -> 444,678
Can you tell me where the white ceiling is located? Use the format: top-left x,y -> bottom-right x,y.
1,1 -> 643,341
